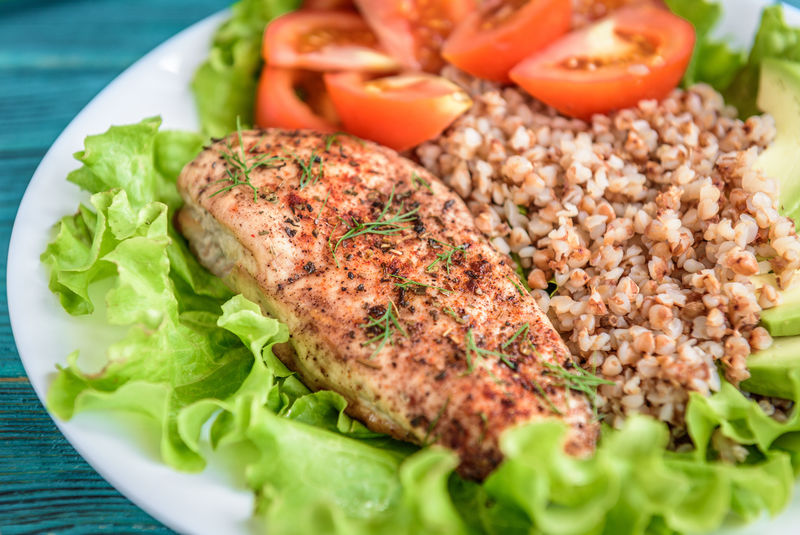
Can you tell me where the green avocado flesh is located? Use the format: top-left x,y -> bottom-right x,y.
743,58 -> 800,397
757,58 -> 800,228
754,59 -> 800,337
742,336 -> 800,400
756,274 -> 800,337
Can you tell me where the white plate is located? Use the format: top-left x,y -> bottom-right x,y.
6,2 -> 800,534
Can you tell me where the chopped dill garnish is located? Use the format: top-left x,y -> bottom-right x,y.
541,357 -> 613,413
517,205 -> 528,216
506,275 -> 526,297
326,219 -> 342,266
510,252 -> 532,293
478,411 -> 488,443
530,377 -> 563,415
209,117 -> 285,202
547,279 -> 559,297
442,306 -> 465,324
390,274 -> 451,295
464,329 -> 480,372
329,185 -> 419,267
412,171 -> 433,193
284,148 -> 324,190
315,191 -> 330,224
502,322 -> 529,349
464,328 -> 517,373
324,131 -> 365,151
360,300 -> 407,358
423,397 -> 450,446
324,132 -> 343,151
426,239 -> 467,274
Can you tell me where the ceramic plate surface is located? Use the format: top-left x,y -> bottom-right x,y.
7,2 -> 800,533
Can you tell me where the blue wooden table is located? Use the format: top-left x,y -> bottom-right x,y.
4,1 -> 800,534
0,1 -> 227,533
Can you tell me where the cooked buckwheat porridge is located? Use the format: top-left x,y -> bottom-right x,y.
416,65 -> 800,435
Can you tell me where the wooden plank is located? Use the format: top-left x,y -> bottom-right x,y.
1,155 -> 43,379
0,382 -> 172,533
0,0 -> 227,532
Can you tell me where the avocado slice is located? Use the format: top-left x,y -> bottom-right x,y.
742,336 -> 800,400
740,59 -> 800,399
749,59 -> 800,337
756,57 -> 800,227
752,274 -> 800,337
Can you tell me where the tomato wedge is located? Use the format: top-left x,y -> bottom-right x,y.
509,4 -> 695,119
324,72 -> 472,151
255,66 -> 339,132
301,0 -> 354,9
354,0 -> 476,72
442,0 -> 572,82
264,10 -> 400,72
572,0 -> 665,25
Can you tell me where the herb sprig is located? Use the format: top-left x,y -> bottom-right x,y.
502,323 -> 529,349
464,328 -> 517,373
390,274 -> 451,295
284,148 -> 324,190
506,275 -> 527,297
426,239 -> 467,274
542,360 -> 613,410
510,252 -> 532,293
423,397 -> 450,446
360,300 -> 407,358
330,186 -> 419,267
530,378 -> 563,415
523,339 -> 611,414
412,171 -> 433,193
324,131 -> 365,151
315,191 -> 330,224
209,118 -> 285,202
547,279 -> 559,297
442,306 -> 465,324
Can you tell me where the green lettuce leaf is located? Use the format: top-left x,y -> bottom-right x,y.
484,403 -> 798,535
66,116 -> 204,210
723,5 -> 800,117
666,0 -> 745,92
191,0 -> 300,137
42,117 -> 228,316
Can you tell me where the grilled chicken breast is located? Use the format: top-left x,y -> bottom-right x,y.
176,129 -> 596,479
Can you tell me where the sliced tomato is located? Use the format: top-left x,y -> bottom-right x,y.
263,10 -> 400,72
354,0 -> 477,72
255,66 -> 339,132
301,0 -> 354,9
572,0 -> 665,26
509,4 -> 695,119
324,72 -> 472,151
442,0 -> 572,82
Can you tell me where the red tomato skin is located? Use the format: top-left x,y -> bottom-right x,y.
442,0 -> 572,82
323,72 -> 472,151
255,67 -> 339,132
264,10 -> 400,72
301,0 -> 354,9
509,5 -> 695,119
355,0 -> 477,72
572,0 -> 666,25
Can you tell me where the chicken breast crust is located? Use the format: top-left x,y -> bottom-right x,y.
176,128 -> 597,479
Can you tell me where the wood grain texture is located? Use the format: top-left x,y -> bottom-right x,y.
0,1 -> 227,533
